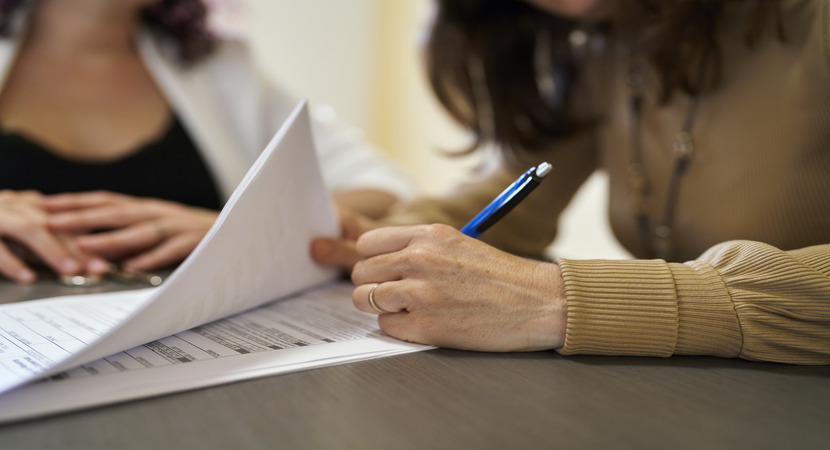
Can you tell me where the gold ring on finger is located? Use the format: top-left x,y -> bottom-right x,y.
368,283 -> 392,314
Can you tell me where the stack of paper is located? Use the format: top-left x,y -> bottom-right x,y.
0,102 -> 429,424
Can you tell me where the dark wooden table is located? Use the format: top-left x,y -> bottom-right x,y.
2,279 -> 829,449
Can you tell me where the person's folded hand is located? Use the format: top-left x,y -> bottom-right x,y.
44,191 -> 218,272
0,190 -> 105,283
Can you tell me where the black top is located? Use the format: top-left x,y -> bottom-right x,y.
0,115 -> 222,210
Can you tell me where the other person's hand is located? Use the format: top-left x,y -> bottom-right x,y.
350,224 -> 567,352
310,206 -> 379,272
44,191 -> 218,272
0,190 -> 101,283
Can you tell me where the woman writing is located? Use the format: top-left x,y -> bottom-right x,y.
313,0 -> 830,364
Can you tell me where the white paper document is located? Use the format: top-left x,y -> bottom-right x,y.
0,282 -> 425,423
0,102 -> 430,423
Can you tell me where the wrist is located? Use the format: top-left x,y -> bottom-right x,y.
527,260 -> 567,350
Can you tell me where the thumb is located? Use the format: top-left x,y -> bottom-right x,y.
310,237 -> 363,272
336,206 -> 377,240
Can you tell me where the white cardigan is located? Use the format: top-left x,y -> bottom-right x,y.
0,27 -> 416,202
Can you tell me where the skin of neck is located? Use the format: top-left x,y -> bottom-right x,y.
24,0 -> 152,57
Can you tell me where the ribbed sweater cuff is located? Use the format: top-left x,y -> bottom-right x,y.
557,259 -> 678,357
556,259 -> 742,358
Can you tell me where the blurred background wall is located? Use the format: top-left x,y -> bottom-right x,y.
207,0 -> 630,259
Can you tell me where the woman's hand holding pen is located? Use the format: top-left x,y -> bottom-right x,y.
44,191 -> 217,272
312,162 -> 565,350
350,223 -> 567,351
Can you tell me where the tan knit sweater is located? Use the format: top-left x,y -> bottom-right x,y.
382,0 -> 830,364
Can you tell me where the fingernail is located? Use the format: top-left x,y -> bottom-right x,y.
60,259 -> 81,274
88,258 -> 112,274
314,239 -> 332,257
17,269 -> 35,284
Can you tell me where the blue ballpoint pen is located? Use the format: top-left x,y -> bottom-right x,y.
460,162 -> 552,238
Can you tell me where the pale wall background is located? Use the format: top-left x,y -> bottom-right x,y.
211,0 -> 630,260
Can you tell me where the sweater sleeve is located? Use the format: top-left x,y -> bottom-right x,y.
557,241 -> 830,364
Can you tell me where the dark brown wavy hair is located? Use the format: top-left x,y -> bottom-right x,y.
0,0 -> 215,64
427,0 -> 786,153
